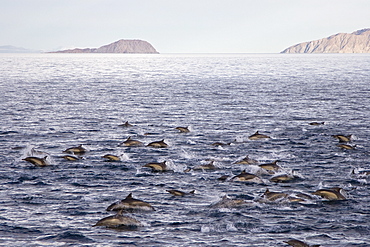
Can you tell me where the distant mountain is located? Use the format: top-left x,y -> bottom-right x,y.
0,45 -> 40,53
51,39 -> 159,54
281,28 -> 370,53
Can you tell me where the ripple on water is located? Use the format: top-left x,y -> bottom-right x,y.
1,54 -> 370,246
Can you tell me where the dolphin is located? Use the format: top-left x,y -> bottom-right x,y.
118,121 -> 133,128
106,193 -> 155,212
337,144 -> 356,150
284,239 -> 320,247
287,196 -> 305,203
62,155 -> 80,161
175,126 -> 190,133
312,187 -> 346,200
332,134 -> 352,143
210,195 -> 246,208
183,167 -> 192,173
166,189 -> 195,196
351,168 -> 370,177
143,161 -> 168,172
269,173 -> 296,183
193,160 -> 218,171
234,155 -> 258,165
143,132 -> 157,136
102,154 -> 121,161
231,170 -> 264,183
22,156 -> 50,167
217,175 -> 230,181
294,192 -> 314,201
63,144 -> 87,154
211,142 -> 231,147
93,210 -> 142,228
248,131 -> 270,140
120,137 -> 143,147
29,147 -> 50,157
309,122 -> 325,126
258,160 -> 281,173
263,188 -> 288,201
147,139 -> 168,148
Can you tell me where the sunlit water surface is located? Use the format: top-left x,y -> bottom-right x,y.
0,53 -> 370,246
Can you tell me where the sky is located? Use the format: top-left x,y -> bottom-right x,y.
0,0 -> 369,53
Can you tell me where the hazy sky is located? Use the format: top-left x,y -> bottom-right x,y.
1,0 -> 369,53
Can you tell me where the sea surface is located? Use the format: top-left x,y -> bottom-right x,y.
0,53 -> 370,247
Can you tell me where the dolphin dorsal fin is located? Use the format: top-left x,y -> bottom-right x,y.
126,193 -> 133,199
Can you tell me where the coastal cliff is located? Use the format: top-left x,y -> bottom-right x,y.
52,39 -> 159,54
281,28 -> 370,53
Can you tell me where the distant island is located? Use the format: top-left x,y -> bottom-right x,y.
51,39 -> 159,54
0,45 -> 40,53
281,28 -> 370,53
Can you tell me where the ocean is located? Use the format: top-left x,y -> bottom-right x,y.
0,53 -> 369,246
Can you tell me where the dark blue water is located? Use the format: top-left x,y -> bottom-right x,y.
1,53 -> 370,246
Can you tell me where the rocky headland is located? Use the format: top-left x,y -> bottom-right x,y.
281,28 -> 370,53
51,39 -> 159,54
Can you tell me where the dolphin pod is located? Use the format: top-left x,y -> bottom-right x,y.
19,119 -> 356,243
